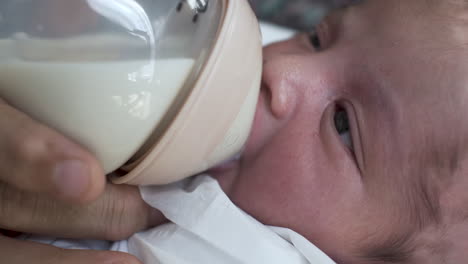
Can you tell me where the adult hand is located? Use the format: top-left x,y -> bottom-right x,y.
0,99 -> 166,263
0,98 -> 105,203
0,182 -> 165,264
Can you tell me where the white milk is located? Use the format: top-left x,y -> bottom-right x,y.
0,58 -> 195,173
11,33 -> 146,61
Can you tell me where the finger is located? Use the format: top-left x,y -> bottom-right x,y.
0,182 -> 166,241
0,236 -> 142,264
0,98 -> 105,203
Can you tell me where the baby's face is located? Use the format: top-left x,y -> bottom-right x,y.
211,0 -> 468,262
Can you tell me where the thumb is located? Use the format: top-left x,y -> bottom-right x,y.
0,98 -> 105,203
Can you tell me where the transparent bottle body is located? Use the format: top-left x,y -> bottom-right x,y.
0,0 -> 223,173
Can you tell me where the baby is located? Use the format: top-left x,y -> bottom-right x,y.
2,0 -> 468,263
208,0 -> 468,262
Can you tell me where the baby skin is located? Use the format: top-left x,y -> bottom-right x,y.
209,0 -> 468,263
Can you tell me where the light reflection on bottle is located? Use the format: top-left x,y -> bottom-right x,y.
112,91 -> 151,120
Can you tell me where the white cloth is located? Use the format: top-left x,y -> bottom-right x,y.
22,175 -> 335,264
259,22 -> 296,45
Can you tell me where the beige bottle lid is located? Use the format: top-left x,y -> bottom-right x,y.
112,0 -> 263,185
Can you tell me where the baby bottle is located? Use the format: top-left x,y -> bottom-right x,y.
0,0 -> 262,185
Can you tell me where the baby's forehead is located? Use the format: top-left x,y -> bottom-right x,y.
355,3 -> 468,95
355,0 -> 467,30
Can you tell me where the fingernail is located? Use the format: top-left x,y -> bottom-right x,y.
54,160 -> 90,199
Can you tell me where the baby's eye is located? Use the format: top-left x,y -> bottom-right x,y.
308,28 -> 322,51
334,106 -> 353,150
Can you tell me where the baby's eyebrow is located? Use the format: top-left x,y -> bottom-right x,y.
411,142 -> 463,229
412,173 -> 442,229
361,147 -> 456,263
360,178 -> 441,263
361,231 -> 415,263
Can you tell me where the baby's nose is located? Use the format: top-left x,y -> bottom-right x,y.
262,39 -> 339,121
261,42 -> 306,119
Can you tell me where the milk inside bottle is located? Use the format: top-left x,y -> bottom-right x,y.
0,34 -> 195,173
